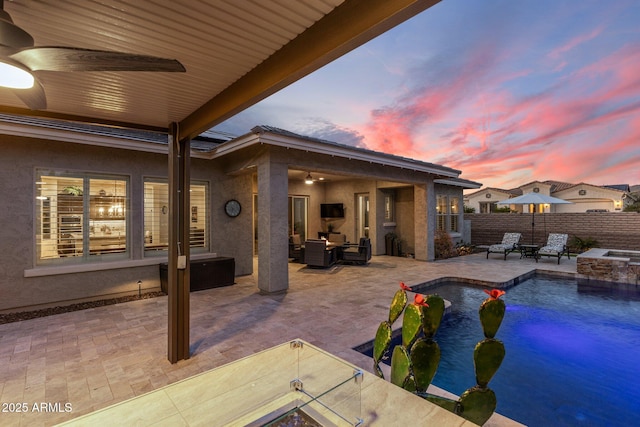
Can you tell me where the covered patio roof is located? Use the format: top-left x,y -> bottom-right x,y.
0,0 -> 440,138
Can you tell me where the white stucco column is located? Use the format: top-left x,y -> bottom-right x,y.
414,180 -> 436,261
257,154 -> 289,293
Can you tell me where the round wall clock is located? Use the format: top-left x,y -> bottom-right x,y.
224,199 -> 241,217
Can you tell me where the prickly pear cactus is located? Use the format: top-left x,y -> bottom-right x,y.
457,386 -> 497,425
373,284 -> 409,378
410,338 -> 440,392
390,344 -> 411,388
389,287 -> 408,324
479,290 -> 506,338
374,283 -> 507,426
455,288 -> 507,425
422,294 -> 445,338
373,321 -> 392,377
402,303 -> 422,348
474,339 -> 505,387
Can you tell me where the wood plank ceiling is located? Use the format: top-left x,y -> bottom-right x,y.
0,0 -> 440,140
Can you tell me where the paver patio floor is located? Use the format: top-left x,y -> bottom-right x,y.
0,253 -> 576,426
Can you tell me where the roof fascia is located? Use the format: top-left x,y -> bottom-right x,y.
178,0 -> 440,140
435,178 -> 482,189
208,131 -> 460,178
0,119 -> 170,154
0,105 -> 168,133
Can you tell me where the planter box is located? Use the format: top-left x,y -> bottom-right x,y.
159,257 -> 235,293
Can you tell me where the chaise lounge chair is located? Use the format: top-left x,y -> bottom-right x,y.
486,233 -> 521,260
537,233 -> 570,264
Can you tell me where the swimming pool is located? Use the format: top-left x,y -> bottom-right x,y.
362,276 -> 640,426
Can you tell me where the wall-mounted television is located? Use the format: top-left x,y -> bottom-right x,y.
321,203 -> 344,219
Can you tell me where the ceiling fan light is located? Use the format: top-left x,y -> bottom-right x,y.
0,60 -> 34,89
305,173 -> 314,185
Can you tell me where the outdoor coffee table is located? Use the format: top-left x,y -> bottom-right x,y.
519,244 -> 540,262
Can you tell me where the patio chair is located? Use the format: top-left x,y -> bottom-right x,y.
537,233 -> 570,264
486,233 -> 521,260
304,239 -> 336,268
289,234 -> 303,262
341,237 -> 371,265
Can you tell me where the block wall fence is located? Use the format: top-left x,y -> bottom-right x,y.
464,212 -> 640,251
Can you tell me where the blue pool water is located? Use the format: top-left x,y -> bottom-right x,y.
366,276 -> 640,427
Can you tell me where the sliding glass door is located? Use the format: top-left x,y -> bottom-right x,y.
288,196 -> 309,241
356,193 -> 370,239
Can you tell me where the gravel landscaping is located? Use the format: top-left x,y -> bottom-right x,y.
0,292 -> 166,325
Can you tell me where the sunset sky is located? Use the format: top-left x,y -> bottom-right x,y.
213,0 -> 640,190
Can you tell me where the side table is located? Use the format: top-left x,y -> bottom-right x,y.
519,244 -> 539,262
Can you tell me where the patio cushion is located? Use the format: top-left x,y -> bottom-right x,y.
488,233 -> 521,252
537,233 -> 569,264
487,233 -> 521,260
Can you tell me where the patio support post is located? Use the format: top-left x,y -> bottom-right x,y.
167,122 -> 191,363
256,153 -> 289,293
413,181 -> 436,261
426,178 -> 436,260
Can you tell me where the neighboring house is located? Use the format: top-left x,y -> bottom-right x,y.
0,118 -> 480,312
463,187 -> 517,213
465,180 -> 632,213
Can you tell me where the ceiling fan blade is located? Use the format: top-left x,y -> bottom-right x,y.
13,77 -> 47,110
0,2 -> 34,49
11,47 -> 186,72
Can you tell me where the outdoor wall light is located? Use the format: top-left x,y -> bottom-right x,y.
304,173 -> 314,184
0,59 -> 34,89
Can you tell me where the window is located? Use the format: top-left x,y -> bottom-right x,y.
449,196 -> 459,232
480,202 -> 495,213
36,170 -> 129,264
384,193 -> 395,221
437,195 -> 447,231
143,179 -> 208,254
437,195 -> 459,232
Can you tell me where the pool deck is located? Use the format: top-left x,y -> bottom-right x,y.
0,253 -> 576,426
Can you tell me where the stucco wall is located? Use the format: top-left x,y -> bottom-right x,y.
393,187 -> 415,255
0,135 -> 253,312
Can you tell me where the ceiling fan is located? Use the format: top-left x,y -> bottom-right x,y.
0,0 -> 185,110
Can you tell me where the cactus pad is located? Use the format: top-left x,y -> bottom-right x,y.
389,289 -> 408,324
410,338 -> 440,392
422,294 -> 445,338
479,297 -> 505,338
390,345 -> 411,388
373,321 -> 392,364
474,339 -> 505,387
457,386 -> 497,426
402,303 -> 423,348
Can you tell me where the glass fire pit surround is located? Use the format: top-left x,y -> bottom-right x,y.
58,340 -> 363,426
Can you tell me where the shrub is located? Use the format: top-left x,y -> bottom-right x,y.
568,235 -> 599,253
434,230 -> 456,259
464,205 -> 475,213
492,206 -> 512,213
623,202 -> 640,212
456,242 -> 475,256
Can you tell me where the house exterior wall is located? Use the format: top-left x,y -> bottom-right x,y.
0,129 -> 471,311
553,184 -> 624,212
0,135 -> 252,312
392,186 -> 415,255
464,188 -> 512,213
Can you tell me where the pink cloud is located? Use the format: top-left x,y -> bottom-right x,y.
357,28 -> 640,189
